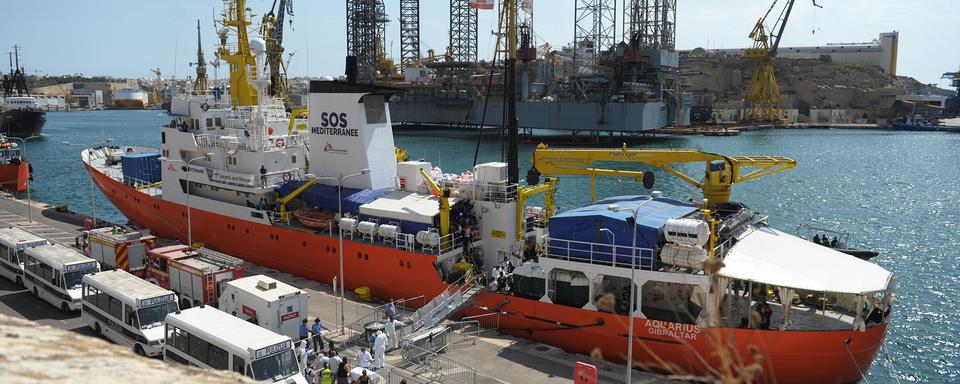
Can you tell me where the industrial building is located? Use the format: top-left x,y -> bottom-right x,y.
686,31 -> 900,77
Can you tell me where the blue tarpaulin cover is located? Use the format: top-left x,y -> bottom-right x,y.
277,181 -> 392,213
547,195 -> 697,268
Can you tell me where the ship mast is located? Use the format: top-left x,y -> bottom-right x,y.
194,20 -> 209,92
218,0 -> 258,107
503,0 -> 519,185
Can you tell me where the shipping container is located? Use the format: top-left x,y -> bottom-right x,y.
120,153 -> 161,185
218,275 -> 309,340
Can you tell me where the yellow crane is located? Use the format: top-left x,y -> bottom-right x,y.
418,168 -> 452,249
744,0 -> 821,122
218,0 -> 258,107
527,143 -> 796,206
149,68 -> 162,108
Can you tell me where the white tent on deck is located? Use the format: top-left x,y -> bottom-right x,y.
717,227 -> 894,294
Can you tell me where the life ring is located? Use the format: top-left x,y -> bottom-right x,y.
201,103 -> 210,112
275,138 -> 286,148
282,172 -> 293,182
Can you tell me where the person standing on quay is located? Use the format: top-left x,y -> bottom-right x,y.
304,362 -> 316,384
300,318 -> 310,341
336,357 -> 351,384
372,330 -> 388,369
318,362 -> 334,384
311,317 -> 328,351
355,347 -> 372,370
328,350 -> 342,378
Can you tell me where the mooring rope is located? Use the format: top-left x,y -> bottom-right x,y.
844,339 -> 870,384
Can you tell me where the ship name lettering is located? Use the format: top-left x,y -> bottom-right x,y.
644,319 -> 700,340
310,126 -> 359,137
318,112 -> 348,128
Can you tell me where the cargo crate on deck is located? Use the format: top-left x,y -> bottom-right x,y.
120,153 -> 161,185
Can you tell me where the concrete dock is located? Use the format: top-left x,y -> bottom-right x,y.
0,193 -> 669,384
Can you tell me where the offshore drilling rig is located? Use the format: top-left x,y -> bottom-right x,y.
344,0 -> 687,137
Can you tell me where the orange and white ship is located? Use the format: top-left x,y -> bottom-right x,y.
112,88 -> 149,109
80,4 -> 896,382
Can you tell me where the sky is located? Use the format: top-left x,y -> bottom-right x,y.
2,0 -> 958,88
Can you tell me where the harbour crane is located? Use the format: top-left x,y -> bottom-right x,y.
191,20 -> 209,92
150,68 -> 162,107
743,0 -> 821,122
261,0 -> 294,109
943,69 -> 959,90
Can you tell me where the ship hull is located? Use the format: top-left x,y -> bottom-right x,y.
84,161 -> 447,302
466,293 -> 886,384
0,109 -> 45,138
0,161 -> 30,194
85,160 -> 885,383
112,100 -> 146,110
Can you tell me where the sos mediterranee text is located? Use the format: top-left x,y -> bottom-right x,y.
310,112 -> 358,137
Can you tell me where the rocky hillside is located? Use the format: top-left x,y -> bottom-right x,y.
682,55 -> 949,114
0,314 -> 256,384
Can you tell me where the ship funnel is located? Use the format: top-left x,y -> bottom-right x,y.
307,81 -> 401,190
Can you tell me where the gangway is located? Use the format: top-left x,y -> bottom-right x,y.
408,269 -> 482,334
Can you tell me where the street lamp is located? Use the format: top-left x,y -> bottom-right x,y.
160,153 -> 214,247
608,199 -> 656,384
7,136 -> 40,223
62,139 -> 113,227
599,228 -> 616,251
313,168 -> 370,333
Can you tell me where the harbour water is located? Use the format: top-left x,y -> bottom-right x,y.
23,110 -> 960,382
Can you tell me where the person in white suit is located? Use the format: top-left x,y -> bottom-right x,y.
384,317 -> 403,350
372,330 -> 388,369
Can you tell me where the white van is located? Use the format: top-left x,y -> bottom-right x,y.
81,269 -> 180,356
0,227 -> 49,286
23,243 -> 100,311
164,306 -> 306,384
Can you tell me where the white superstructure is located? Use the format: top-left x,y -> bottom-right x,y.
1,96 -> 42,110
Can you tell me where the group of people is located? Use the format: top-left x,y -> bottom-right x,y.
487,261 -> 516,293
295,311 -> 407,384
301,347 -> 370,384
812,234 -> 840,248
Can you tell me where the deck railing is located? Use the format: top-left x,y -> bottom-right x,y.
544,236 -> 657,270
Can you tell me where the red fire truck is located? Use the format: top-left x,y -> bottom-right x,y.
81,226 -> 156,276
144,245 -> 245,309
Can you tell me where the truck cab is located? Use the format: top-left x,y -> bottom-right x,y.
145,245 -> 245,309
